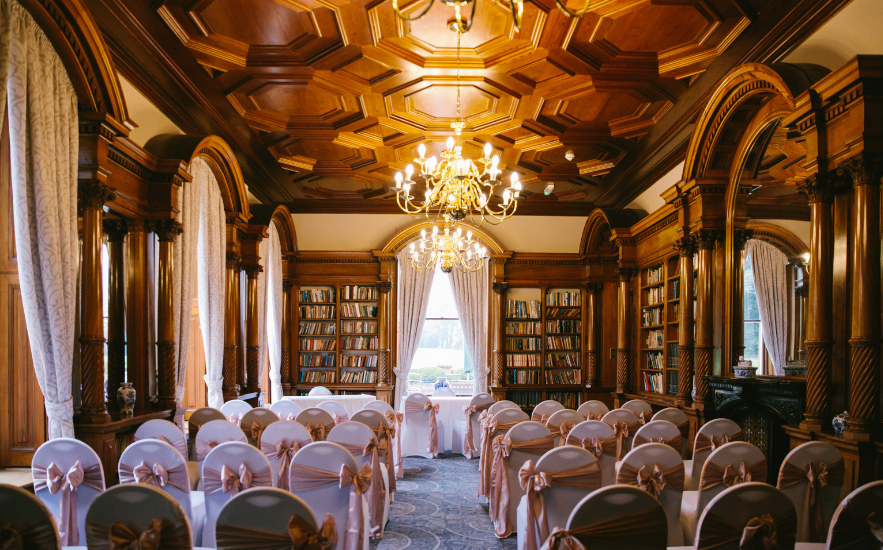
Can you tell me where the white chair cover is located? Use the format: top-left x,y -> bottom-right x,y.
452,392 -> 495,457
319,400 -> 351,425
823,479 -> 883,550
296,408 -> 337,442
564,420 -> 618,486
289,441 -> 370,550
269,400 -> 303,421
400,393 -> 445,459
31,437 -> 105,546
201,441 -> 273,547
531,400 -> 565,423
84,484 -> 193,550
194,419 -> 248,484
362,400 -> 396,415
544,409 -> 584,447
632,420 -> 684,454
259,420 -> 314,491
621,399 -> 653,424
119,438 -> 205,546
489,400 -> 520,416
239,408 -> 280,447
680,441 -> 767,544
213,488 -> 336,550
693,483 -> 796,550
600,409 -> 640,454
0,484 -> 60,548
651,407 -> 690,458
687,418 -> 743,491
219,400 -> 253,426
478,407 -> 530,500
433,386 -> 456,397
777,441 -> 844,543
187,408 -> 227,461
516,445 -> 601,550
308,386 -> 333,396
617,442 -> 685,546
576,400 -> 609,421
548,485 -> 668,550
135,418 -> 196,489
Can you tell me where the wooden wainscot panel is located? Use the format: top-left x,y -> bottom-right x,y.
293,251 -> 381,282
504,253 -> 585,284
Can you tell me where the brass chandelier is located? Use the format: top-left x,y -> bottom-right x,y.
391,0 -> 591,34
392,31 -> 521,227
409,218 -> 489,273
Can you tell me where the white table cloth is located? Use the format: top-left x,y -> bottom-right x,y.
280,394 -> 375,418
398,395 -> 471,453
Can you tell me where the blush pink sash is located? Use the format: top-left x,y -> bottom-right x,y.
118,461 -> 190,492
696,510 -> 797,550
0,522 -> 58,549
611,421 -> 635,461
694,430 -> 743,455
370,421 -> 396,493
332,412 -> 348,425
305,423 -> 334,442
699,459 -> 767,491
490,434 -> 555,538
203,463 -> 273,495
247,421 -> 268,447
32,460 -> 103,546
261,438 -> 307,491
215,513 -> 339,550
539,506 -> 668,550
289,462 -> 372,550
463,402 -> 492,459
477,418 -> 525,498
565,434 -> 618,459
384,411 -> 404,479
632,433 -> 683,453
616,462 -> 684,498
363,439 -> 387,539
229,413 -> 242,427
547,421 -> 577,446
777,458 -> 845,542
85,517 -> 191,550
195,438 -> 234,462
133,434 -> 188,458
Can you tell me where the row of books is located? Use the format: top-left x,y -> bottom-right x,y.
646,287 -> 664,305
341,355 -> 378,367
299,323 -> 335,335
299,339 -> 336,351
507,300 -> 541,319
548,391 -> 580,410
114,433 -> 135,459
672,301 -> 697,322
641,308 -> 664,326
547,354 -> 579,368
340,304 -> 378,318
339,370 -> 377,384
505,322 -> 542,335
300,306 -> 335,319
547,320 -> 580,334
546,307 -> 580,319
300,355 -> 336,367
645,329 -> 664,349
299,289 -> 334,303
507,390 -> 541,409
642,371 -> 664,394
505,337 -> 541,351
506,369 -> 540,384
300,371 -> 336,383
507,355 -> 540,367
546,369 -> 580,384
546,336 -> 579,350
668,343 -> 679,369
646,266 -> 665,285
646,351 -> 664,370
342,321 -> 377,334
341,286 -> 378,300
546,291 -> 580,306
340,337 -> 378,350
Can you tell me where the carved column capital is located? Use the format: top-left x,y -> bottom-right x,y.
584,282 -> 604,294
226,252 -> 242,270
695,229 -> 722,250
78,181 -> 116,209
282,280 -> 294,292
149,219 -> 184,242
614,267 -> 637,282
798,174 -> 841,204
839,152 -> 883,188
492,282 -> 508,295
733,229 -> 755,250
674,234 -> 698,257
103,219 -> 128,242
241,263 -> 263,279
379,281 -> 393,294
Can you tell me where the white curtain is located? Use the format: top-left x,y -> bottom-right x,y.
256,236 -> 269,399
0,0 -> 79,438
195,157 -> 226,408
172,157 -> 202,405
265,223 -> 283,403
450,262 -> 489,395
746,239 -> 788,376
394,246 -> 435,404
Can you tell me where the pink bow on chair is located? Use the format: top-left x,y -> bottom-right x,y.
32,460 -> 103,546
519,460 -> 552,550
425,401 -> 440,457
261,439 -> 299,491
384,411 -> 404,479
228,413 -> 242,427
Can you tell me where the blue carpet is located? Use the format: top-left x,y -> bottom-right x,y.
371,453 -> 519,550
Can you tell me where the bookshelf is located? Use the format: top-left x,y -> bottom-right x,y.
295,284 -> 380,392
503,287 -> 583,413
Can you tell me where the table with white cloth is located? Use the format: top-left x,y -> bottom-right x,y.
398,395 -> 471,453
281,394 -> 376,418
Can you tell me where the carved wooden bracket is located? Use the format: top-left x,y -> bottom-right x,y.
149,219 -> 184,242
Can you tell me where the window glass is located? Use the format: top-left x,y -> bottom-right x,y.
743,252 -> 763,368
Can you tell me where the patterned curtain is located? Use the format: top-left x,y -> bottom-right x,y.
195,157 -> 226,408
394,245 -> 435,404
450,261 -> 489,395
746,239 -> 788,375
256,235 -> 269,399
0,0 -> 79,438
265,223 -> 283,403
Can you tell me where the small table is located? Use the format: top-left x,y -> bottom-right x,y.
281,394 -> 376,418
399,395 -> 471,453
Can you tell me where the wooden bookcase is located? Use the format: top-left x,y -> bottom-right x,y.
503,286 -> 583,412
295,283 -> 380,394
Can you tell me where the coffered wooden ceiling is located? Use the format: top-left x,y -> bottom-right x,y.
89,0 -> 849,213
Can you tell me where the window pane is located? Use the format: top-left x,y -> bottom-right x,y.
413,319 -> 468,372
744,252 -> 761,321
425,266 -> 459,319
743,321 -> 762,366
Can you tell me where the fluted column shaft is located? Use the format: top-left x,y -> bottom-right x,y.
151,219 -> 183,410
104,219 -> 127,412
242,263 -> 262,395
615,268 -> 635,394
694,230 -> 719,407
675,235 -> 697,404
281,280 -> 293,394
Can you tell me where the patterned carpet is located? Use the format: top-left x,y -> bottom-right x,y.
371,453 -> 518,550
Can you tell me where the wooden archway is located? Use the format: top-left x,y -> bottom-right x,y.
580,208 -> 645,256
745,221 -> 809,262
248,204 -> 297,256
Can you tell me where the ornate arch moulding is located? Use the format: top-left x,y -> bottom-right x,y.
744,221 -> 809,262
248,204 -> 298,257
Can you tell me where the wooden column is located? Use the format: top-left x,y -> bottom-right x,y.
376,280 -> 393,403
800,174 -> 836,429
223,252 -> 241,401
730,229 -> 753,366
103,219 -> 127,413
492,282 -> 507,389
242,262 -> 263,398
845,153 -> 881,439
614,267 -> 636,395
584,282 -> 602,388
675,235 -> 697,405
151,220 -> 183,411
126,221 -> 151,413
694,229 -> 719,407
78,182 -> 116,423
281,280 -> 293,395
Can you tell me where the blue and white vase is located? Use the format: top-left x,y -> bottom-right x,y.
832,411 -> 850,435
434,377 -> 450,390
117,382 -> 136,417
